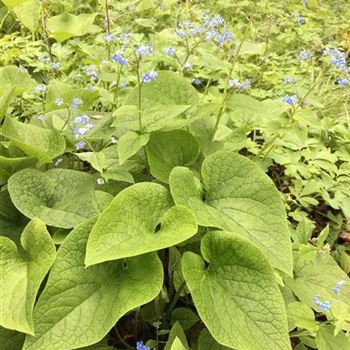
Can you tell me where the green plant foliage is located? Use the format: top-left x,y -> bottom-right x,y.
146,130 -> 200,182
183,231 -> 291,350
8,168 -> 99,228
170,150 -> 293,274
1,0 -> 350,348
0,219 -> 56,334
85,183 -> 197,265
2,118 -> 65,163
22,218 -> 163,350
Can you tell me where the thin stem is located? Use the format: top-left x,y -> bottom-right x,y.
60,107 -> 71,132
113,65 -> 123,108
136,58 -> 143,131
211,0 -> 258,140
0,10 -> 10,31
114,327 -> 133,350
165,281 -> 186,319
105,0 -> 111,59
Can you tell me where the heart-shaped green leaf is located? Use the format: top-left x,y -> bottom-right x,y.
2,118 -> 65,163
23,218 -> 163,350
118,131 -> 150,164
47,13 -> 101,42
146,130 -> 200,183
8,168 -> 98,228
183,231 -> 291,350
0,219 -> 56,334
85,183 -> 197,266
0,66 -> 35,96
0,155 -> 37,185
169,150 -> 292,275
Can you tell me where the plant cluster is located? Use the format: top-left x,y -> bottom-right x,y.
0,1 -> 349,350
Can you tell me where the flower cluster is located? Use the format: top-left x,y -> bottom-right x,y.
136,341 -> 150,350
282,95 -> 298,105
338,77 -> 350,87
52,62 -> 61,70
295,13 -> 305,25
299,50 -> 313,61
85,65 -> 99,81
164,47 -> 175,56
229,79 -> 251,90
332,280 -> 346,295
71,97 -> 83,111
323,48 -> 348,71
112,50 -> 128,65
73,115 -> 95,143
135,45 -> 153,57
103,33 -> 115,42
55,97 -> 64,106
142,71 -> 158,83
313,294 -> 331,312
283,76 -> 297,84
34,84 -> 47,92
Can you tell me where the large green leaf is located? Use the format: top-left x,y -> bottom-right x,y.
0,219 -> 56,334
117,131 -> 150,164
23,218 -> 163,350
182,231 -> 291,350
169,150 -> 292,275
2,118 -> 65,163
316,325 -> 350,350
126,71 -> 199,107
8,168 -> 99,228
285,249 -> 350,329
45,80 -> 99,112
0,66 -> 35,96
198,329 -> 232,350
164,322 -> 188,350
85,183 -> 197,266
146,130 -> 200,183
12,0 -> 39,31
0,155 -> 37,185
47,13 -> 101,42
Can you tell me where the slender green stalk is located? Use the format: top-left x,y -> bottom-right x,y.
40,1 -> 53,63
0,10 -> 10,31
211,0 -> 258,140
105,0 -> 111,59
165,281 -> 186,319
136,58 -> 143,132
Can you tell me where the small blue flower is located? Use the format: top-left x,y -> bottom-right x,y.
54,158 -> 63,166
55,97 -> 64,106
112,50 -> 128,65
38,114 -> 46,122
85,65 -> 98,80
75,141 -> 86,150
206,31 -> 218,41
184,62 -> 193,70
229,79 -> 251,90
86,85 -> 93,91
295,13 -> 305,25
209,15 -> 225,28
71,97 -> 83,110
103,33 -> 115,42
217,30 -> 234,46
121,81 -> 128,89
282,95 -> 298,105
135,45 -> 153,57
175,29 -> 186,39
52,62 -> 60,70
118,33 -> 132,42
149,71 -> 158,79
332,280 -> 346,295
97,178 -> 105,185
136,341 -> 150,350
283,76 -> 297,84
299,50 -> 313,61
192,78 -> 202,86
337,77 -> 350,86
75,115 -> 89,124
313,293 -> 331,312
142,73 -> 152,83
164,47 -> 175,55
35,84 -> 46,92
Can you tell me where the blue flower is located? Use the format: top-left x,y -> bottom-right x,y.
299,50 -> 313,61
192,78 -> 202,86
136,341 -> 150,350
206,31 -> 218,41
175,29 -> 186,39
37,114 -> 46,122
97,178 -> 105,185
313,293 -> 331,312
75,115 -> 89,124
75,141 -> 86,150
52,62 -> 60,70
121,81 -> 128,89
135,45 -> 153,57
118,33 -> 132,42
164,47 -> 175,55
71,97 -> 83,110
323,48 -> 348,71
149,71 -> 158,79
55,97 -> 64,106
112,50 -> 128,65
229,79 -> 251,90
282,95 -> 298,105
86,85 -> 93,91
283,76 -> 297,84
184,62 -> 193,70
217,30 -> 234,46
35,84 -> 46,92
295,13 -> 305,25
209,15 -> 225,28
142,71 -> 158,83
332,280 -> 346,295
85,65 -> 98,80
337,77 -> 350,86
103,33 -> 115,42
